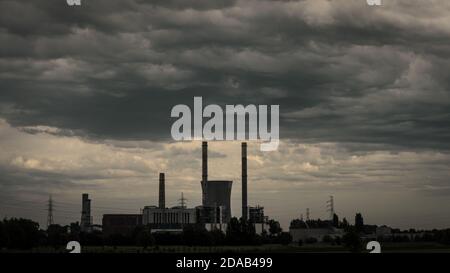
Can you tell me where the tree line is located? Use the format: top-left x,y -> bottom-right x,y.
0,217 -> 292,250
2,215 -> 450,251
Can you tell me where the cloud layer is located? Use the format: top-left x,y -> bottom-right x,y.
1,0 -> 450,229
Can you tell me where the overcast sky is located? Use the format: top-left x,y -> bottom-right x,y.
1,0 -> 450,230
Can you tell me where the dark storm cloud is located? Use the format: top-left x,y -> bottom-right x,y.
1,0 -> 450,150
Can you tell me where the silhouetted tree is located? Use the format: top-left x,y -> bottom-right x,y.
355,213 -> 364,233
322,235 -> 333,244
133,225 -> 154,248
80,230 -> 103,246
279,232 -> 292,245
343,227 -> 363,252
332,213 -> 339,228
68,222 -> 80,242
210,229 -> 226,245
2,218 -> 40,249
47,224 -> 69,248
0,220 -> 6,248
290,219 -> 307,229
341,218 -> 349,230
225,217 -> 241,245
437,229 -> 450,245
225,217 -> 260,245
182,224 -> 212,246
268,219 -> 282,237
305,237 -> 318,244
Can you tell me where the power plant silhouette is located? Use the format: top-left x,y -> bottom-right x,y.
69,143 -> 366,245
100,141 -> 266,236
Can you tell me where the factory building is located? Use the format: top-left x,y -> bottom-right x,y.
248,206 -> 267,235
248,206 -> 266,223
102,172 -> 198,235
196,205 -> 224,224
142,206 -> 196,230
102,214 -> 142,236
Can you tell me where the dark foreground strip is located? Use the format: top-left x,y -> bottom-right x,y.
2,253 -> 446,272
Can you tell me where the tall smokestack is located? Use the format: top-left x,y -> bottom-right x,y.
242,142 -> 248,221
159,173 -> 165,209
201,141 -> 208,206
81,193 -> 91,232
202,142 -> 208,183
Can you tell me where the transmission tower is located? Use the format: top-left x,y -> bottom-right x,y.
326,195 -> 334,221
47,195 -> 54,228
306,208 -> 310,221
179,192 -> 187,208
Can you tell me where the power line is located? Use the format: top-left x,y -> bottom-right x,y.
0,198 -> 139,213
326,195 -> 334,221
47,195 -> 54,228
178,192 -> 187,208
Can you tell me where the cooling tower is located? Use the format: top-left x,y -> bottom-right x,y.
200,141 -> 233,222
201,180 -> 233,223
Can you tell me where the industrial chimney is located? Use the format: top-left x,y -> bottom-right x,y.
201,141 -> 208,206
80,193 -> 91,232
159,173 -> 165,209
242,142 -> 248,221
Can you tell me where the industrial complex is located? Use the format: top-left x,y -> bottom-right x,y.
81,141 -> 267,236
63,141 -> 400,244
